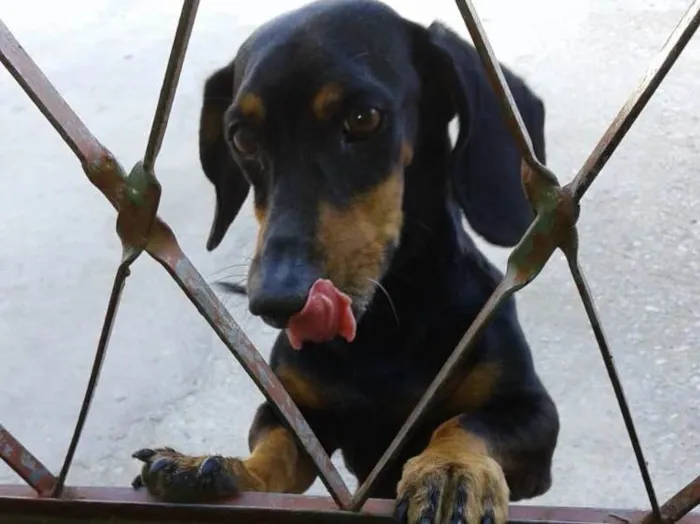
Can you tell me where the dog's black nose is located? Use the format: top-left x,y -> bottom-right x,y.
246,220 -> 319,330
249,290 -> 307,329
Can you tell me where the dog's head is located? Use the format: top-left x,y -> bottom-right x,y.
199,0 -> 544,345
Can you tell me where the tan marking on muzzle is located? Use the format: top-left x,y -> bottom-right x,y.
199,105 -> 224,145
401,141 -> 414,166
317,171 -> 404,298
253,203 -> 268,258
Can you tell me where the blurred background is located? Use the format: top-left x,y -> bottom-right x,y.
1,0 -> 698,510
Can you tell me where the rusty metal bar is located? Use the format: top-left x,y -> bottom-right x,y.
562,237 -> 661,519
50,0 -> 197,489
144,222 -> 353,508
0,427 -> 55,496
49,3 -> 200,492
639,476 -> 700,524
0,22 -> 117,192
50,264 -> 132,498
568,0 -> 700,203
451,0 -> 558,186
52,168 -> 164,499
142,0 -> 200,172
50,168 -> 165,499
0,19 -> 124,208
2,485 -> 699,524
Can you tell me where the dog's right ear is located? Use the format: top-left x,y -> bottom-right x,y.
199,61 -> 250,251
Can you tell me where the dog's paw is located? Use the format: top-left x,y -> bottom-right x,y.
394,452 -> 509,524
131,447 -> 254,503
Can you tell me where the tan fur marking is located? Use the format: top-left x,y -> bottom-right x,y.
317,171 -> 404,298
241,427 -> 317,493
312,83 -> 343,120
397,418 -> 510,524
253,203 -> 268,258
239,92 -> 266,121
276,365 -> 324,410
200,105 -> 224,145
444,362 -> 501,413
401,141 -> 414,166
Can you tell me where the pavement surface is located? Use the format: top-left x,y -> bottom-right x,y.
1,0 -> 699,512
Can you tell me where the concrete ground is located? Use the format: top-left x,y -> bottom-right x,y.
1,0 -> 698,512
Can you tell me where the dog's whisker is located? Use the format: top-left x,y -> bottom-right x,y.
217,281 -> 248,296
366,277 -> 399,328
208,261 -> 252,277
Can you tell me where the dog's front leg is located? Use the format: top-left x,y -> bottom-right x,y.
131,402 -> 321,502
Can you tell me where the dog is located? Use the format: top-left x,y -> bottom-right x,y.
131,1 -> 560,522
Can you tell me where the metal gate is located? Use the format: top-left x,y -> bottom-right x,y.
1,1 -> 699,522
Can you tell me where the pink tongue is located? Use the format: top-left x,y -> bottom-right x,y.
285,279 -> 357,350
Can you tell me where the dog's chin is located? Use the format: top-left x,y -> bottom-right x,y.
348,292 -> 372,324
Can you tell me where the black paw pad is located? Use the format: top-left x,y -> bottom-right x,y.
481,502 -> 495,524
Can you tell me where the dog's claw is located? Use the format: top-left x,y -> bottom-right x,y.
481,509 -> 495,524
131,448 -> 157,462
149,456 -> 175,475
131,475 -> 144,489
198,455 -> 222,477
450,484 -> 467,523
395,496 -> 409,523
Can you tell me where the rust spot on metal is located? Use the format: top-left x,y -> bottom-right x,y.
0,427 -> 55,495
639,475 -> 700,524
142,1 -> 200,172
567,0 -> 700,203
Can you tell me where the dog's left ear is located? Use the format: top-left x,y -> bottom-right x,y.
422,22 -> 546,247
199,60 -> 251,251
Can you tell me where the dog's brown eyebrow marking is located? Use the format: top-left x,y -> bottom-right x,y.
312,83 -> 343,120
238,92 -> 266,121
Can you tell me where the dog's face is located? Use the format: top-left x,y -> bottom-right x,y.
199,0 -> 544,337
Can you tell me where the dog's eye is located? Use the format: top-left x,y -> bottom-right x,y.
343,107 -> 382,140
228,124 -> 259,156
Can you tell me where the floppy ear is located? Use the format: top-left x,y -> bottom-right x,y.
198,61 -> 250,251
425,22 -> 546,247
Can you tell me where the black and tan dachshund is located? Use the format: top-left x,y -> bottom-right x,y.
131,0 -> 560,522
